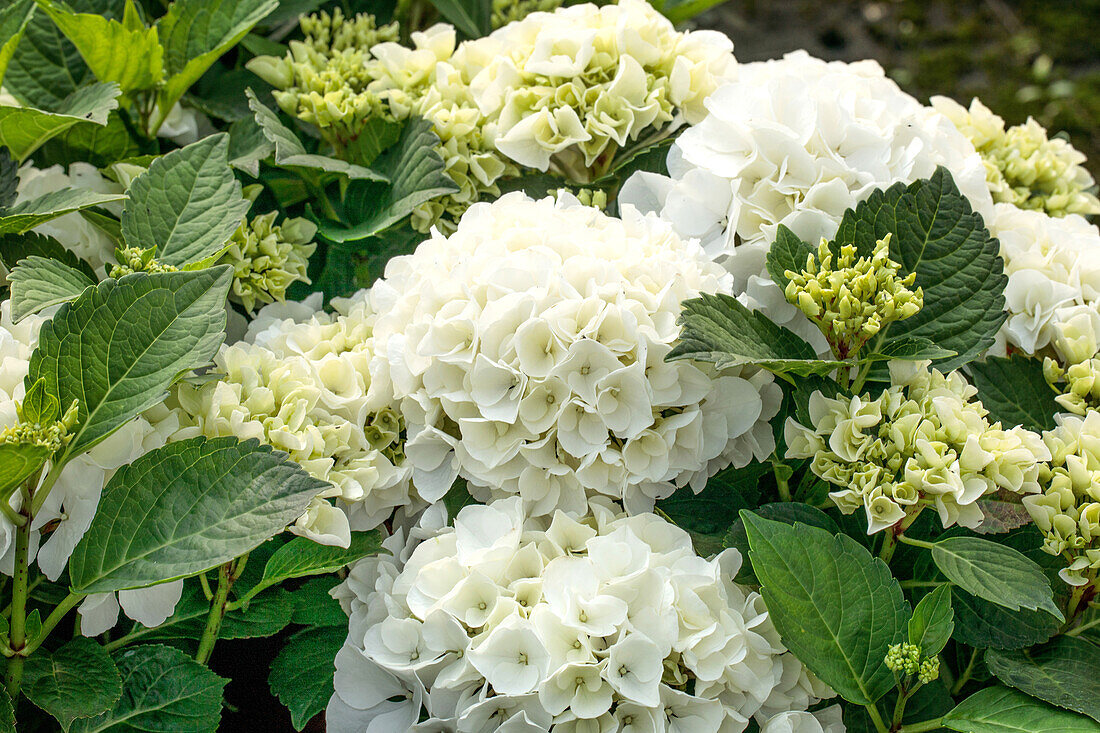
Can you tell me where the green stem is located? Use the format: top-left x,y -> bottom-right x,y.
0,502 -> 25,527
898,534 -> 936,550
772,459 -> 791,502
851,360 -> 874,394
1067,613 -> 1100,637
195,564 -> 233,665
5,504 -> 32,696
864,702 -> 890,733
21,593 -> 82,657
951,647 -> 981,697
198,571 -> 213,601
892,685 -> 910,728
900,580 -> 947,589
29,460 -> 65,516
899,718 -> 944,733
879,531 -> 900,564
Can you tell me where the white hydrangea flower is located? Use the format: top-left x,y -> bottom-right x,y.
0,300 -> 183,633
366,192 -> 781,516
154,102 -> 215,147
620,51 -> 993,353
175,291 -> 414,546
14,163 -> 125,275
329,497 -> 833,733
760,706 -> 845,733
986,203 -> 1100,355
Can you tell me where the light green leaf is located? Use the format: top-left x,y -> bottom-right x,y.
0,0 -> 35,87
69,436 -> 328,593
968,356 -> 1060,431
27,267 -> 231,460
0,186 -> 127,235
835,167 -> 1007,371
155,0 -> 277,119
427,0 -> 490,38
8,254 -> 95,322
246,90 -> 385,181
71,645 -> 226,733
908,584 -> 954,657
0,442 -> 51,503
22,638 -> 122,731
38,0 -> 163,93
226,116 -> 273,177
0,82 -> 120,162
0,231 -> 97,280
314,117 -> 459,243
861,337 -> 957,362
943,686 -> 1100,733
269,625 -> 344,731
121,134 -> 249,267
742,512 -> 909,706
986,636 -> 1100,722
21,376 -> 59,424
253,531 -> 383,597
931,536 -> 1063,620
667,292 -> 846,376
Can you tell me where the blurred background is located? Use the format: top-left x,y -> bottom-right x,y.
703,0 -> 1100,174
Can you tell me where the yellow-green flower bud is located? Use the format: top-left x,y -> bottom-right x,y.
109,246 -> 178,278
491,0 -> 563,28
917,656 -> 940,684
221,212 -> 318,313
885,643 -> 922,675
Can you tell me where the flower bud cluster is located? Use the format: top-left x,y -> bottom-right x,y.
1024,411 -> 1100,586
221,212 -> 317,313
783,236 -> 922,359
884,643 -> 939,684
329,497 -> 834,732
175,292 -> 412,548
0,399 -> 78,454
491,0 -> 563,28
109,246 -> 179,279
933,96 -> 1100,218
366,193 -> 782,517
785,361 -> 1050,533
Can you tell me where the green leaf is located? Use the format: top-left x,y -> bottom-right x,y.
155,0 -> 277,119
69,436 -> 328,593
742,511 -> 909,705
943,686 -> 1100,733
835,167 -> 1007,371
427,0 -> 490,38
290,577 -> 345,627
0,82 -> 120,162
0,442 -> 51,504
21,376 -> 59,424
22,637 -> 122,731
226,116 -> 273,177
861,336 -> 957,362
766,224 -> 815,291
0,686 -> 13,733
724,501 -> 839,584
657,461 -> 769,538
121,134 -> 249,268
38,0 -> 163,93
36,112 -> 143,169
27,267 -> 231,460
908,584 -> 954,656
667,292 -> 845,376
0,0 -> 35,88
0,147 -> 16,211
968,356 -> 1059,431
986,636 -> 1100,722
270,624 -> 344,731
952,587 -> 1060,650
253,531 -> 383,596
8,254 -> 95,321
0,231 -> 97,280
71,645 -> 226,733
0,186 -> 127,235
930,536 -> 1063,620
246,90 -> 385,181
973,499 -> 1034,535
315,117 -> 458,243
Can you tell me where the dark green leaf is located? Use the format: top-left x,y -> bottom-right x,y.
71,645 -> 226,733
724,501 -> 839,584
290,577 -> 346,627
986,636 -> 1100,721
69,436 -> 329,593
121,134 -> 249,268
742,512 -> 909,705
837,167 -> 1007,371
22,638 -> 122,731
952,587 -> 1060,650
862,336 -> 957,362
931,536 -> 1062,619
8,254 -> 95,321
0,686 -> 13,733
0,231 -> 96,280
427,0 -> 490,38
908,584 -> 954,656
766,224 -> 814,291
657,460 -> 769,538
668,292 -> 845,376
27,267 -> 231,459
0,147 -> 15,211
269,625 -> 344,730
968,356 -> 1059,431
943,686 -> 1100,733
36,112 -> 142,169
253,531 -> 384,597
0,186 -> 126,235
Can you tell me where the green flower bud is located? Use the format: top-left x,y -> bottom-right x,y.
221,212 -> 318,313
918,656 -> 940,684
109,246 -> 178,278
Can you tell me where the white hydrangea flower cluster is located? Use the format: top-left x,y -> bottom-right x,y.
366,193 -> 782,516
785,361 -> 1050,533
986,203 -> 1100,356
467,0 -> 736,177
175,292 -> 413,548
329,497 -> 834,733
620,51 -> 993,354
1024,411 -> 1100,586
0,301 -> 183,634
15,163 -> 124,275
